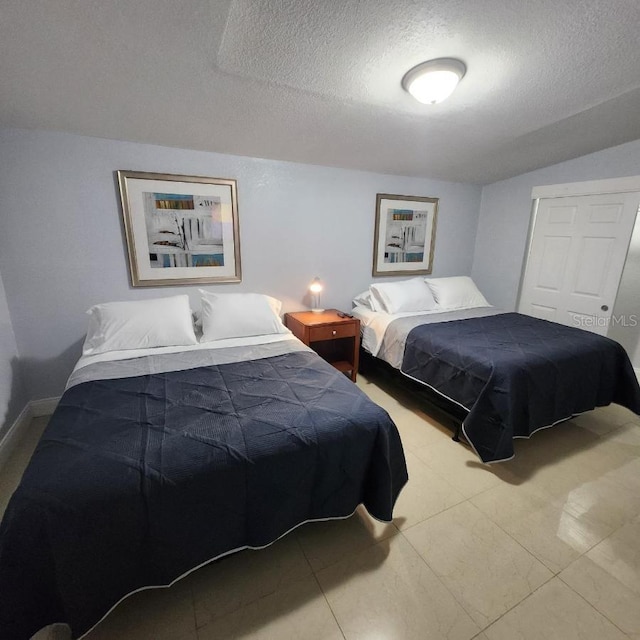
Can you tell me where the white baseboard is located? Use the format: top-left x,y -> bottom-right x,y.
30,396 -> 61,417
0,396 -> 60,469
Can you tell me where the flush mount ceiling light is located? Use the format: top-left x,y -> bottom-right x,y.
402,58 -> 466,105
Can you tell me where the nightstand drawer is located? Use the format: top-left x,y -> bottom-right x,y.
309,323 -> 357,342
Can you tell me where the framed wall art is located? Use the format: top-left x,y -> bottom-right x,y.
372,193 -> 438,276
117,170 -> 241,286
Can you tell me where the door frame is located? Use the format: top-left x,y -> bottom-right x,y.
516,175 -> 640,311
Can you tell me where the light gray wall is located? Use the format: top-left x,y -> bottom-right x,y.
471,138 -> 640,311
0,268 -> 25,436
0,128 -> 481,402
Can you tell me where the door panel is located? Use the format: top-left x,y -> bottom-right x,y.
538,236 -> 571,289
588,203 -> 622,224
548,205 -> 577,224
572,237 -> 614,296
530,303 -> 556,322
518,192 -> 640,336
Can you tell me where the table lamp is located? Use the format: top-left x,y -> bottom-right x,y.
309,277 -> 324,313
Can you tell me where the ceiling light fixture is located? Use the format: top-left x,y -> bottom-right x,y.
402,58 -> 466,105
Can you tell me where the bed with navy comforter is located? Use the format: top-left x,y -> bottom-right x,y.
0,339 -> 407,640
387,312 -> 640,462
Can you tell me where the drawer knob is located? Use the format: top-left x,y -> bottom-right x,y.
332,330 -> 337,336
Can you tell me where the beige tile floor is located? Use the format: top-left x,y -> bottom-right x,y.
2,369 -> 640,640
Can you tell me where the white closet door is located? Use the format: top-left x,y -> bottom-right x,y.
518,192 -> 640,336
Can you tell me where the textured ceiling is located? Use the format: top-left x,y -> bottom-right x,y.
1,0 -> 640,184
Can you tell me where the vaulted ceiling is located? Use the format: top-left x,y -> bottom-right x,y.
2,0 -> 639,184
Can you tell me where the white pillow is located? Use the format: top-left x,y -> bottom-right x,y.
353,290 -> 371,309
369,278 -> 438,315
199,291 -> 289,342
83,295 -> 197,355
352,290 -> 383,312
194,291 -> 282,326
425,276 -> 490,309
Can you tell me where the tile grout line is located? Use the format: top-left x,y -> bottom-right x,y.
477,572 -> 557,635
398,493 -> 472,535
397,496 -> 491,631
399,497 -> 561,634
294,531 -> 348,639
556,568 -> 633,638
466,469 -> 636,579
293,533 -> 315,574
189,581 -> 199,638
462,496 -> 572,577
466,441 -> 639,633
309,571 -> 347,640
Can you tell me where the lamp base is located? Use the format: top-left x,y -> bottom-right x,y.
311,308 -> 325,313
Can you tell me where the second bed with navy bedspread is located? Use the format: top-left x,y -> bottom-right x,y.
402,312 -> 640,462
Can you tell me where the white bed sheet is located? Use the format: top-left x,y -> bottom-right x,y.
73,332 -> 297,373
352,304 -> 495,356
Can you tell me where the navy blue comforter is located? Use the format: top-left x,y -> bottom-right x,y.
0,351 -> 407,639
402,313 -> 640,462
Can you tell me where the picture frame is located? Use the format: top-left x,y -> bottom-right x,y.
372,193 -> 438,276
117,170 -> 241,287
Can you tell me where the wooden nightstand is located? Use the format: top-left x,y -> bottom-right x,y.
284,309 -> 360,382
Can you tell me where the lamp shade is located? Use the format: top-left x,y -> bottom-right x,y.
309,277 -> 323,294
309,277 -> 324,312
402,58 -> 466,105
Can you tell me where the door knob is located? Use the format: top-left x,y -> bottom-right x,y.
601,305 -> 608,311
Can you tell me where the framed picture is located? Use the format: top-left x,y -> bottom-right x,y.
117,170 -> 241,286
372,193 -> 438,276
